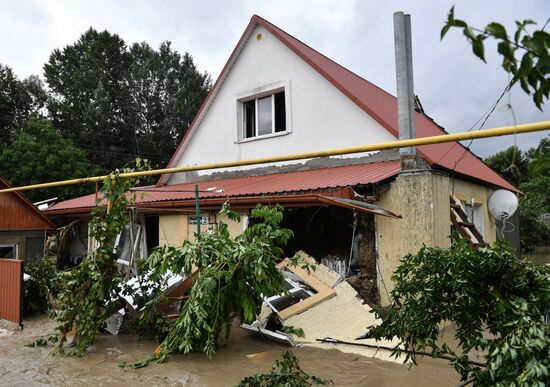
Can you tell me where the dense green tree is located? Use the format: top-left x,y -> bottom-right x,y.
484,146 -> 528,186
527,136 -> 550,178
519,176 -> 550,252
44,28 -> 210,171
45,29 -> 133,170
0,64 -> 47,147
126,42 -> 210,168
0,119 -> 100,202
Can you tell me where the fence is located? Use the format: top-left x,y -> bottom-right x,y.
0,259 -> 23,324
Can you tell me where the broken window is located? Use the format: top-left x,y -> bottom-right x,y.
242,91 -> 286,139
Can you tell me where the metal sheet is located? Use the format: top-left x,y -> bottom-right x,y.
0,259 -> 23,324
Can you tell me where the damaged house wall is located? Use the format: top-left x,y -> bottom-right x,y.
376,171 -> 451,305
281,206 -> 380,305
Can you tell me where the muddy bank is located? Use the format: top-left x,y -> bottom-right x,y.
0,315 -> 459,386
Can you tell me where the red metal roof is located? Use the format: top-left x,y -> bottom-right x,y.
0,177 -> 56,230
160,15 -> 516,192
46,161 -> 400,214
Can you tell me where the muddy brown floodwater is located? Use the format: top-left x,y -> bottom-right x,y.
0,315 -> 459,386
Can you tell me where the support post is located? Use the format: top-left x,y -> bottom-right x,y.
194,183 -> 200,240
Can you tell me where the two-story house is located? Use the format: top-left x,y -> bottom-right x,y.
45,15 -> 518,305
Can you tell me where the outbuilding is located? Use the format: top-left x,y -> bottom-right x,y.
0,177 -> 56,262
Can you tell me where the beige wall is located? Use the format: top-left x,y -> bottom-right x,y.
159,213 -> 189,247
375,171 -> 499,305
451,179 -> 497,244
218,213 -> 248,238
157,211 -> 247,244
376,171 -> 451,305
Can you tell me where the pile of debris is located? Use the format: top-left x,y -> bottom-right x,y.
242,253 -> 399,362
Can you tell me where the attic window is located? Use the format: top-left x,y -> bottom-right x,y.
243,91 -> 286,139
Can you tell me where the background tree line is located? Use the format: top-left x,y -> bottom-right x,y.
484,135 -> 550,252
0,28 -> 211,202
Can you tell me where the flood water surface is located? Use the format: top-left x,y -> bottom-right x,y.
0,315 -> 459,386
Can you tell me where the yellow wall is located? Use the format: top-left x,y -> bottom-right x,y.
184,212 -> 248,242
218,213 -> 248,238
158,213 -> 189,246
450,179 -> 496,243
375,171 -> 499,305
376,171 -> 451,305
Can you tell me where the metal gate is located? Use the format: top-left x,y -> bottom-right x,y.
0,259 -> 23,324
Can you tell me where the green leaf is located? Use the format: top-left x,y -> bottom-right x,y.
486,22 -> 508,40
472,39 -> 486,62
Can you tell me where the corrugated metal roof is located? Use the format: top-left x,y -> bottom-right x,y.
46,161 -> 400,213
0,177 -> 56,230
161,15 -> 516,192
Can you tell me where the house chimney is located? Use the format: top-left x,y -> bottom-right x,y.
393,12 -> 421,170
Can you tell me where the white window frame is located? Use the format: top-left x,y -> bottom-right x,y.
0,243 -> 19,260
462,201 -> 485,237
235,80 -> 291,143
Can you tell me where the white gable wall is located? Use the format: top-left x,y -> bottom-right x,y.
167,25 -> 396,185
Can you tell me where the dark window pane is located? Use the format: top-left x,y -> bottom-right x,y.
274,91 -> 286,132
258,96 -> 272,136
244,100 -> 255,138
0,246 -> 15,259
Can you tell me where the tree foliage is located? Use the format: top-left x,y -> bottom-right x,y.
484,146 -> 529,186
519,175 -> 550,252
484,135 -> 550,252
368,240 -> 550,386
0,119 -> 100,202
238,351 -> 331,387
120,204 -> 316,369
44,28 -> 210,171
140,203 -> 311,363
0,64 -> 47,148
441,7 -> 549,109
23,258 -> 59,315
53,165 -> 146,354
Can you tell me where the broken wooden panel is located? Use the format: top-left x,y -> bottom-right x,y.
274,259 -> 336,320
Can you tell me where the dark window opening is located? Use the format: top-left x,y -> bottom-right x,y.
244,99 -> 255,139
0,244 -> 17,259
145,215 -> 159,254
274,91 -> 286,132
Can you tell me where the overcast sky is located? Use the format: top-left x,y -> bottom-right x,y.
1,0 -> 548,157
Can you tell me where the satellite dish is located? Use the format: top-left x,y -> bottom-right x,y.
488,190 -> 518,220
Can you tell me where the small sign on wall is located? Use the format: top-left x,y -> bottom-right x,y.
188,216 -> 209,225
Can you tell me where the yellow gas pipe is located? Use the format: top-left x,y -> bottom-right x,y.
0,120 -> 549,194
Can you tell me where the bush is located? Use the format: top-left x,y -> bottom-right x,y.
23,258 -> 58,314
369,240 -> 550,386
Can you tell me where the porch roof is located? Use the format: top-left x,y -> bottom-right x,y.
45,160 -> 401,216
